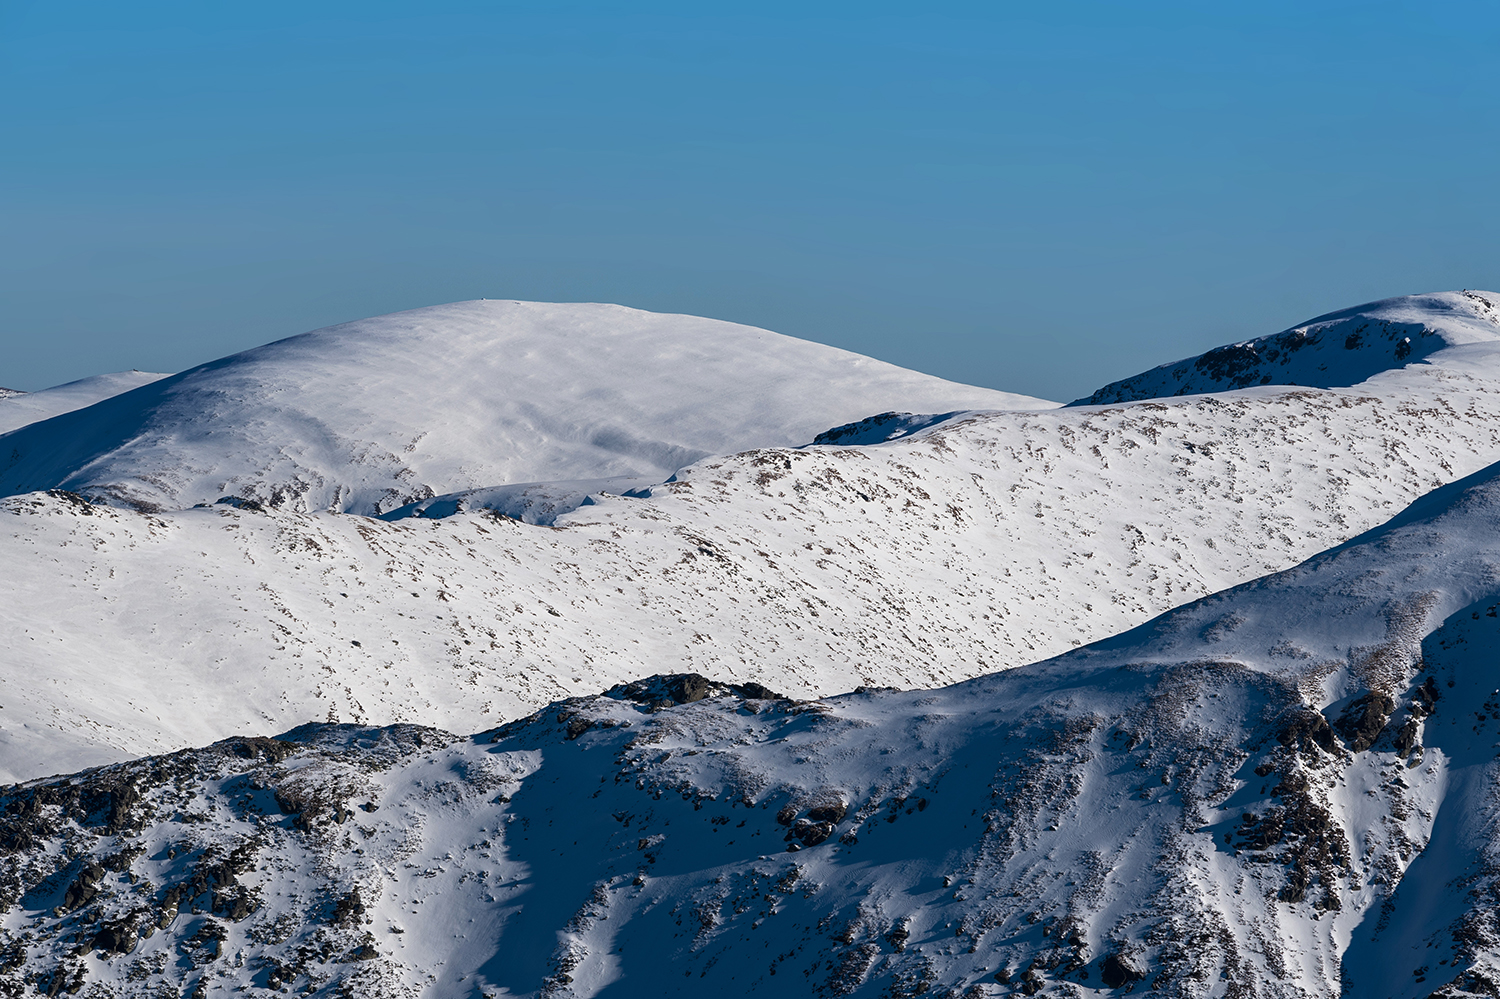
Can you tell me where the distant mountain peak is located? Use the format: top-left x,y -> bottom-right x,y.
0,301 -> 1053,515
0,370 -> 172,435
1072,290 -> 1500,406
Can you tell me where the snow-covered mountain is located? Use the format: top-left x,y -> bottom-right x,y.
8,442 -> 1500,997
0,302 -> 1052,516
11,290 -> 1500,997
1074,290 -> 1500,405
0,370 -> 171,435
6,294 -> 1500,783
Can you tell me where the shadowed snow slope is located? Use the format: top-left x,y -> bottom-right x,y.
9,458 -> 1500,997
0,301 -> 1052,515
0,370 -> 172,435
1073,290 -> 1500,404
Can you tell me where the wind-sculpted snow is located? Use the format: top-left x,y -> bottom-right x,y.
0,301 -> 1052,515
1074,290 -> 1500,405
0,371 -> 171,435
11,461 -> 1500,997
11,331 -> 1500,781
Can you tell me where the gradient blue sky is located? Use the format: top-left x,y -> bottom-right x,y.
2,1 -> 1497,401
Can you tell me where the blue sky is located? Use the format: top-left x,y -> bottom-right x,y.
2,1 -> 1497,400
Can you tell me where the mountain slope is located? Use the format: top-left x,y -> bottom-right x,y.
1073,290 -> 1500,405
9,453 -> 1500,997
0,302 -> 1052,516
11,303 -> 1500,781
0,371 -> 171,435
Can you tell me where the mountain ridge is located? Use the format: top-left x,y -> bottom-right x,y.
9,295 -> 1500,782
8,290 -> 1500,998
8,443 -> 1500,996
0,301 -> 1052,516
1072,289 -> 1500,405
0,370 -> 171,435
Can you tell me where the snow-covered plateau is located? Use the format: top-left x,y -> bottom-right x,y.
3,291 -> 1500,997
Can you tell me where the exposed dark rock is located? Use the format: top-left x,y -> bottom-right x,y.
0,937 -> 25,974
92,911 -> 148,957
791,818 -> 835,847
154,839 -> 263,924
216,887 -> 256,922
1268,771 -> 1351,904
811,411 -> 959,447
1413,675 -> 1441,717
1277,707 -> 1335,754
101,844 -> 143,872
41,961 -> 84,997
1335,692 -> 1396,752
220,736 -> 296,763
331,890 -> 365,928
824,943 -> 880,996
1100,952 -> 1145,988
60,863 -> 105,912
275,782 -> 351,831
1429,967 -> 1500,997
807,801 -> 848,824
188,919 -> 227,960
44,490 -> 94,514
1237,809 -> 1286,851
1395,717 -> 1421,758
604,673 -> 786,707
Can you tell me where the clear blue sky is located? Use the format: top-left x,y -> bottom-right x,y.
2,1 -> 1497,401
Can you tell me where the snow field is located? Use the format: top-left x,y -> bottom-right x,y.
10,332 -> 1500,782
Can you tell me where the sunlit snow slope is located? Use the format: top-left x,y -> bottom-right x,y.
0,302 -> 1052,515
7,293 -> 1500,782
0,371 -> 171,435
9,453 -> 1500,997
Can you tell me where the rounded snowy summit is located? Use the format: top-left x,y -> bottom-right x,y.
0,301 -> 1054,514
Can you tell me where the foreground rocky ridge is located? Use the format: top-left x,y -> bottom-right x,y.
10,457 -> 1500,997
